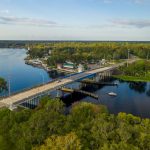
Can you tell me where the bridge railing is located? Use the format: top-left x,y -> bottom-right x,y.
0,78 -> 59,99
0,72 -> 83,99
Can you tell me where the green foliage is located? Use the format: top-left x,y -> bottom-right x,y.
1,98 -> 150,150
120,60 -> 150,76
115,60 -> 150,81
33,132 -> 82,150
0,77 -> 7,92
27,42 -> 150,67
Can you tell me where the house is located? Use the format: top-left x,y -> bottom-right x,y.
63,61 -> 75,69
78,64 -> 84,73
49,50 -> 52,55
57,63 -> 63,69
101,59 -> 106,65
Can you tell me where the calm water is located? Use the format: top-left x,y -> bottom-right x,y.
0,48 -> 51,96
62,79 -> 150,118
0,49 -> 150,118
80,80 -> 150,118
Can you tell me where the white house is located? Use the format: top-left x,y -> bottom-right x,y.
78,64 -> 84,73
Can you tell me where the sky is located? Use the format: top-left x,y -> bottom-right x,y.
0,0 -> 150,41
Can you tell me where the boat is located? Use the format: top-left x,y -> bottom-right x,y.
108,92 -> 117,96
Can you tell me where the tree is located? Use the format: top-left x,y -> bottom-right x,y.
33,132 -> 82,150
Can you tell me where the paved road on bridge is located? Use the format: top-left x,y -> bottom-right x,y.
0,60 -> 136,108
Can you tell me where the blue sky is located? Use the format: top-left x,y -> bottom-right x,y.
0,0 -> 150,40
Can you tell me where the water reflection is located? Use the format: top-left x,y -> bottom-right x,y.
0,84 -> 7,93
128,82 -> 147,93
146,84 -> 150,97
61,78 -> 150,118
48,70 -> 66,79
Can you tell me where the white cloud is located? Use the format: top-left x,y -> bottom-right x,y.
101,0 -> 147,4
0,9 -> 9,14
111,19 -> 150,28
0,16 -> 59,27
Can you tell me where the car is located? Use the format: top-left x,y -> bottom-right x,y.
57,80 -> 61,83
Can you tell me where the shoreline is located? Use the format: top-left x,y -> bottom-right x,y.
25,59 -> 75,74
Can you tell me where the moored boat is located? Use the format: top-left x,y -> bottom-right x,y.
108,92 -> 117,96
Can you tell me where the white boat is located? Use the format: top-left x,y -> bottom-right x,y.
108,92 -> 117,96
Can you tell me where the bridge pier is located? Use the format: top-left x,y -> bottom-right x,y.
19,90 -> 52,109
56,90 -> 64,98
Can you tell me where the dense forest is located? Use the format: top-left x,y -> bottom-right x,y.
0,97 -> 150,150
27,42 -> 150,66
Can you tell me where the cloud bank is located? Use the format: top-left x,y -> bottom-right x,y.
111,19 -> 150,28
103,0 -> 146,4
0,16 -> 58,27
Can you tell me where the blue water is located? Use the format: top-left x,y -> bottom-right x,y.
80,80 -> 150,118
0,48 -> 51,96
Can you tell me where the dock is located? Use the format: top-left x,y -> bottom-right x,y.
60,87 -> 99,99
80,79 -> 118,86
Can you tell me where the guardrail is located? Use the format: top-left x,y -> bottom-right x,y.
0,72 -> 82,100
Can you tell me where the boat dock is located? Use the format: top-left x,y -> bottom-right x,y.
80,79 -> 118,86
60,87 -> 99,99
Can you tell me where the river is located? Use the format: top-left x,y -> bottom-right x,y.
0,48 -> 52,96
0,48 -> 150,118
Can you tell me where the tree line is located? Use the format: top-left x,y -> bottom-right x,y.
0,97 -> 150,150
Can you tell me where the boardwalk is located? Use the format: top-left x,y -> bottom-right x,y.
0,59 -> 136,108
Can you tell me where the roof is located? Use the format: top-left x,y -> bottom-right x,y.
63,63 -> 74,67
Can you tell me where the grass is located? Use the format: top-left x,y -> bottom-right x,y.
113,75 -> 150,82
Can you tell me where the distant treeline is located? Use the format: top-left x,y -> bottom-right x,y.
0,40 -> 150,48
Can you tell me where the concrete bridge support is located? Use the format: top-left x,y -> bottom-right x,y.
96,70 -> 112,82
56,90 -> 65,98
19,90 -> 52,109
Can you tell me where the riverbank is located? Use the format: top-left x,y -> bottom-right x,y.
113,75 -> 150,82
25,59 -> 52,72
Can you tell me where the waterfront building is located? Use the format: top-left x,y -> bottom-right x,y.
78,64 -> 84,73
63,61 -> 75,69
57,63 -> 63,69
101,59 -> 106,65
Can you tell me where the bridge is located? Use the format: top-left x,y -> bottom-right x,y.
0,60 -> 136,109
